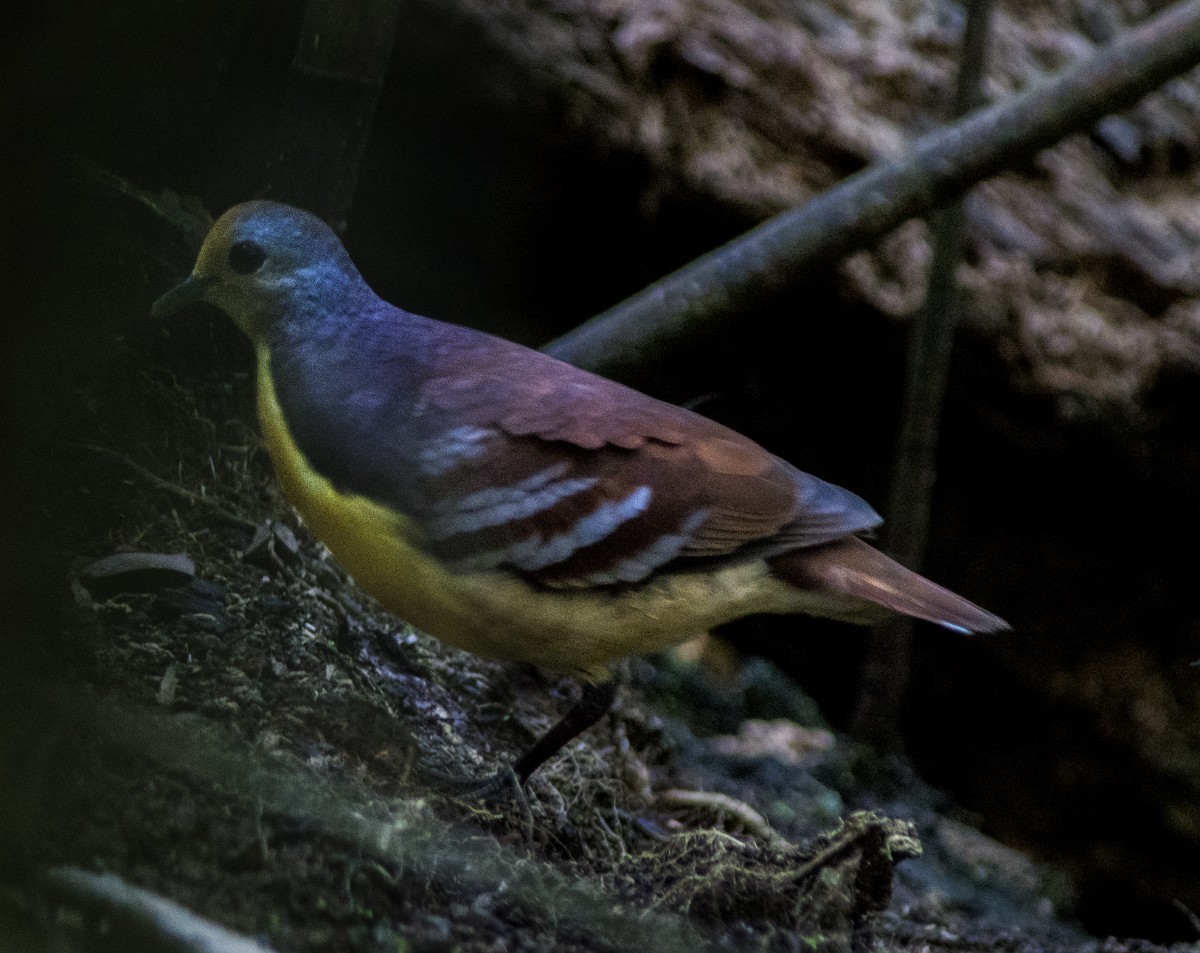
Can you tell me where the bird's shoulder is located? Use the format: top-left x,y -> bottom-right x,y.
415,321 -> 693,450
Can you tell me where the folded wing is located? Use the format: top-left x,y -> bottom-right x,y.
406,336 -> 881,587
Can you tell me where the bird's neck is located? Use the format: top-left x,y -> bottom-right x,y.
255,306 -> 432,506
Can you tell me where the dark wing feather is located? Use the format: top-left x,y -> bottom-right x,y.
405,333 -> 880,586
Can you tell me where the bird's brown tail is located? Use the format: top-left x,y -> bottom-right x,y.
772,537 -> 1009,634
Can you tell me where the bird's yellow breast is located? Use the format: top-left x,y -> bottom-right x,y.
255,348 -> 474,633
254,349 -> 820,680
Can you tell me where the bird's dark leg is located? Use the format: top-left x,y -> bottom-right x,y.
421,678 -> 618,801
510,678 -> 618,784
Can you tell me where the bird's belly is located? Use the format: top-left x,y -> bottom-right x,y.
267,435 -> 802,679
318,510 -> 805,681
255,357 -> 810,680
446,562 -> 809,680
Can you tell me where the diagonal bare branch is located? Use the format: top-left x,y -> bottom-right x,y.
544,0 -> 1200,377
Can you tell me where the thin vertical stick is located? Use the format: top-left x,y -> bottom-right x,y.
851,0 -> 997,750
265,0 -> 403,233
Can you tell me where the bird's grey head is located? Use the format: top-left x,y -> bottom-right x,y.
152,200 -> 370,343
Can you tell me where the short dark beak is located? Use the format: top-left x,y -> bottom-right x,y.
151,274 -> 216,318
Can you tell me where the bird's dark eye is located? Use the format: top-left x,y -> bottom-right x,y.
229,240 -> 267,275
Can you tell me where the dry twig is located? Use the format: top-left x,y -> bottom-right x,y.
41,867 -> 277,953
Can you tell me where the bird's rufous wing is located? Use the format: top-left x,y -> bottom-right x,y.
406,339 -> 880,587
